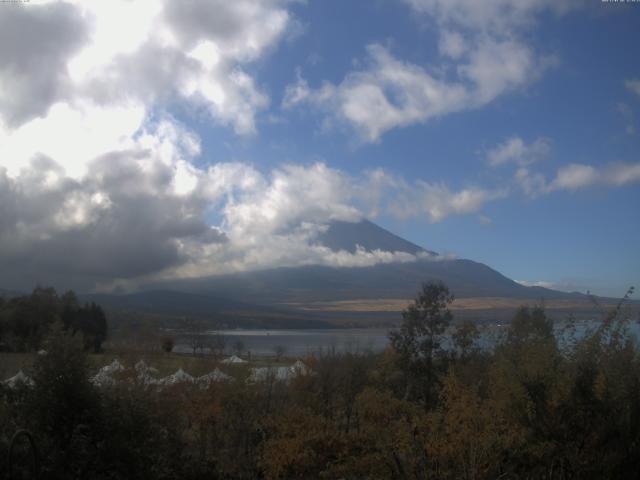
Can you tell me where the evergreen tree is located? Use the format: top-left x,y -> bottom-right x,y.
389,281 -> 454,406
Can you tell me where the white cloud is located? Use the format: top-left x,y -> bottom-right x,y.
0,0 -> 317,290
413,183 -> 506,223
549,163 -> 598,191
487,136 -> 551,167
403,0 -> 578,33
220,162 -> 362,240
439,30 -> 467,59
359,169 -> 505,223
517,278 -> 603,294
283,0 -> 571,142
516,162 -> 640,197
548,162 -> 640,192
0,100 -> 146,179
0,128 -> 506,290
516,279 -> 554,289
154,161 -> 495,282
626,78 -> 640,98
459,38 -> 553,107
600,162 -> 640,186
0,0 -> 294,141
515,167 -> 548,198
285,42 -> 535,142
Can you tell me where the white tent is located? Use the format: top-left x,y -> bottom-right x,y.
2,370 -> 35,388
90,372 -> 114,387
221,355 -> 247,364
134,360 -> 159,385
197,369 -> 232,387
248,366 -> 291,383
290,360 -> 311,376
134,360 -> 159,376
99,359 -> 125,375
248,361 -> 312,384
90,359 -> 126,387
158,368 -> 194,386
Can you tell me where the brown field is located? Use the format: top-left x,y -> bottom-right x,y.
282,297 -> 613,313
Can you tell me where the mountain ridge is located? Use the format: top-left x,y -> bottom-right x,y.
146,219 -> 583,302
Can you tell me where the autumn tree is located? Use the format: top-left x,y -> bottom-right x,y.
426,370 -> 504,479
274,344 -> 286,360
506,304 -> 554,347
183,317 -> 206,355
452,320 -> 480,360
234,339 -> 245,356
161,336 -> 175,353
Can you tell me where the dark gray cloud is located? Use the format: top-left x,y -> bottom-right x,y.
0,2 -> 87,126
0,150 -> 227,292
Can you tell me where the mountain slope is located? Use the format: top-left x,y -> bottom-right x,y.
147,220 -> 582,304
153,258 -> 578,305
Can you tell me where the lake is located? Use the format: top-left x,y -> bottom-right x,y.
174,319 -> 640,357
176,328 -> 390,356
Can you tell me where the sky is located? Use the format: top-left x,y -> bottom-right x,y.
0,0 -> 638,296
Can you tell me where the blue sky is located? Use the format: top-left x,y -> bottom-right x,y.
0,0 -> 638,295
183,1 -> 640,295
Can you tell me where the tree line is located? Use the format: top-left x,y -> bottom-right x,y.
1,282 -> 639,479
0,287 -> 108,353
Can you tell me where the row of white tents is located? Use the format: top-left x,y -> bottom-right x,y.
89,359 -> 234,388
249,360 -> 311,382
2,357 -> 312,390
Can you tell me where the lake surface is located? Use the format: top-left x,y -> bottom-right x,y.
172,319 -> 640,357
189,328 -> 390,356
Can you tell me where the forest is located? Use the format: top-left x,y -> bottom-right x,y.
1,283 -> 639,479
0,287 -> 108,354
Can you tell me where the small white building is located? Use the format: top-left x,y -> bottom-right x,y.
2,370 -> 35,389
221,355 -> 247,364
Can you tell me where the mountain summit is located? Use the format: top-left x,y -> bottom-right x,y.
315,219 -> 435,256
